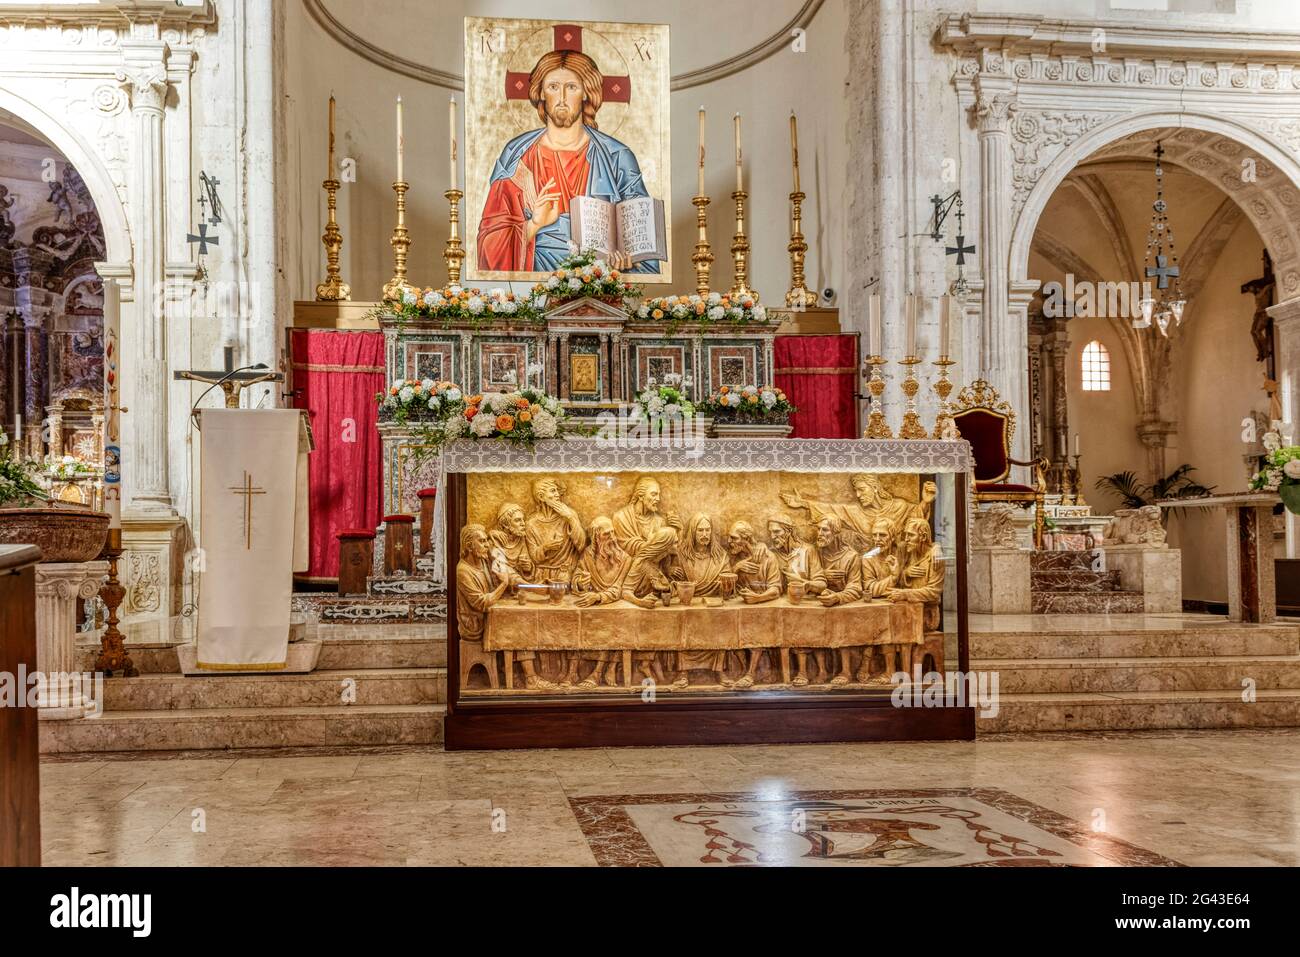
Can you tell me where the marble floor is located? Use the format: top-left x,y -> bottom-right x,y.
37,728 -> 1300,866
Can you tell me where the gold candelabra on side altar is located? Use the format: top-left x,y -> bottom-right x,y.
932,356 -> 958,439
443,188 -> 465,287
382,180 -> 413,302
315,177 -> 351,301
898,356 -> 929,439
785,190 -> 817,309
691,194 -> 713,296
864,356 -> 893,439
729,189 -> 754,300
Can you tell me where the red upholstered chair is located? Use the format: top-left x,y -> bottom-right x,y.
949,378 -> 1047,548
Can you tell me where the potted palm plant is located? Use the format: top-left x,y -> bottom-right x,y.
0,433 -> 110,563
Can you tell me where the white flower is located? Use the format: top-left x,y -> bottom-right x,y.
568,277 -> 582,290
467,295 -> 485,315
1264,431 -> 1282,453
486,392 -> 512,412
543,397 -> 560,414
637,304 -> 649,318
443,415 -> 467,439
1265,468 -> 1284,491
727,393 -> 742,407
502,300 -> 517,314
663,402 -> 681,418
427,396 -> 440,411
1284,459 -> 1300,481
470,412 -> 497,437
0,431 -> 7,447
399,386 -> 414,404
421,378 -> 434,392
761,390 -> 777,408
448,285 -> 463,297
646,377 -> 658,388
673,305 -> 688,318
567,241 -> 580,255
752,305 -> 766,321
708,306 -> 725,321
729,307 -> 743,319
392,377 -> 406,391
547,276 -> 561,290
446,387 -> 462,402
708,291 -> 722,305
664,372 -> 682,386
402,290 -> 417,306
531,408 -> 558,438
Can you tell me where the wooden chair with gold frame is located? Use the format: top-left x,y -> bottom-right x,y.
949,378 -> 1047,548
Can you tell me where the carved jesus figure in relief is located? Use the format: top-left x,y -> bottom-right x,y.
621,527 -> 679,683
457,524 -> 553,691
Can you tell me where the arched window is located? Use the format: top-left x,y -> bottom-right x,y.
1081,340 -> 1111,392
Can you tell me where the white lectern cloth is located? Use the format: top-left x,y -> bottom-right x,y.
197,409 -> 308,670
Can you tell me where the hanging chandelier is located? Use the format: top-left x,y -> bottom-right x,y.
1137,141 -> 1186,336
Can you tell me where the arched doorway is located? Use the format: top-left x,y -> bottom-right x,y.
1015,116 -> 1297,602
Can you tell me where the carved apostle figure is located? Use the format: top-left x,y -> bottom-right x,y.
458,524 -> 553,691
766,516 -> 813,588
572,516 -> 632,688
612,476 -> 681,557
782,475 -> 935,550
489,502 -> 535,582
860,518 -> 900,599
727,521 -> 783,688
809,517 -> 865,686
622,527 -> 680,683
525,477 -> 586,584
889,518 -> 946,632
677,513 -> 729,595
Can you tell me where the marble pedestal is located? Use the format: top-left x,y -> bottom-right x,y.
1105,545 -> 1182,614
34,561 -> 107,719
1162,493 -> 1277,623
969,547 -> 1031,614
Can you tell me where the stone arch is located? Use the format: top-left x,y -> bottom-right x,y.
0,88 -> 131,270
1010,110 -> 1300,296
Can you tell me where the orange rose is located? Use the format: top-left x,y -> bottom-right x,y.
390,387 -> 399,395
720,386 -> 729,394
495,414 -> 515,432
592,266 -> 603,278
519,409 -> 532,423
747,395 -> 758,405
469,395 -> 483,405
610,270 -> 620,280
465,406 -> 478,419
516,398 -> 530,409
652,309 -> 664,319
695,302 -> 706,314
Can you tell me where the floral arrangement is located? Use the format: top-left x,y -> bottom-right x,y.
699,384 -> 796,424
630,290 -> 770,333
47,455 -> 97,481
1250,422 -> 1300,513
0,432 -> 45,507
630,373 -> 697,431
412,387 -> 571,455
387,284 -> 545,328
533,250 -> 640,306
377,378 -> 464,426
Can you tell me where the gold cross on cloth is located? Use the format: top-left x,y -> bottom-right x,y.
228,470 -> 266,549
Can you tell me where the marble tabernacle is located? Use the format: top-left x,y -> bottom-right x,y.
440,438 -> 974,749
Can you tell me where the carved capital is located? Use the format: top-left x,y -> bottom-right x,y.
116,53 -> 170,114
973,85 -> 1017,134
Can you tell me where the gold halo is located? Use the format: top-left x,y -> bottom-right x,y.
505,23 -> 631,138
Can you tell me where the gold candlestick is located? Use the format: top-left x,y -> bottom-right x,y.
899,356 -> 928,439
444,187 -> 465,287
864,355 -> 893,439
691,194 -> 713,296
932,356 -> 958,439
382,180 -> 413,302
315,177 -> 351,301
93,528 -> 136,678
729,189 -> 754,299
785,190 -> 817,309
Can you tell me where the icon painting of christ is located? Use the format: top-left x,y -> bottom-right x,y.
465,17 -> 671,284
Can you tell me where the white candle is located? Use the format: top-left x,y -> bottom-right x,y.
868,294 -> 882,358
905,295 -> 917,358
396,95 -> 404,182
1074,433 -> 1081,456
448,96 -> 458,191
327,94 -> 335,179
790,111 -> 800,193
733,113 -> 743,192
940,295 -> 952,358
697,106 -> 706,196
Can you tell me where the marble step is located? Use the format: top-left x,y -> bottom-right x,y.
972,655 -> 1300,694
1030,550 -> 1094,572
1031,590 -> 1144,614
39,704 -> 444,754
316,634 -> 446,670
76,643 -> 180,675
977,689 -> 1300,733
100,668 -> 446,711
971,625 -> 1300,659
1030,570 -> 1122,592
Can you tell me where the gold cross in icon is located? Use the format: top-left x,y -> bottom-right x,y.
228,471 -> 266,549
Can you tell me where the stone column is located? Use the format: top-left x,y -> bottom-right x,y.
34,561 -> 108,719
117,42 -> 173,513
1268,294 -> 1300,557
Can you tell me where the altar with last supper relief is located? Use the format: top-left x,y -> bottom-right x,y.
441,438 -> 973,749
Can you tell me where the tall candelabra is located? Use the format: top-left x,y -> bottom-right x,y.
315,177 -> 351,301
785,190 -> 817,308
898,356 -> 928,439
864,356 -> 893,439
691,194 -> 714,296
93,528 -> 136,677
382,180 -> 413,302
443,187 -> 465,286
932,356 -> 958,439
729,189 -> 754,300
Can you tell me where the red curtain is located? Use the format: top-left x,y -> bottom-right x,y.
774,334 -> 859,439
291,329 -> 385,582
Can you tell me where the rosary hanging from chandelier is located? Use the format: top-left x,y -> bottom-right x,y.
1138,141 -> 1186,337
